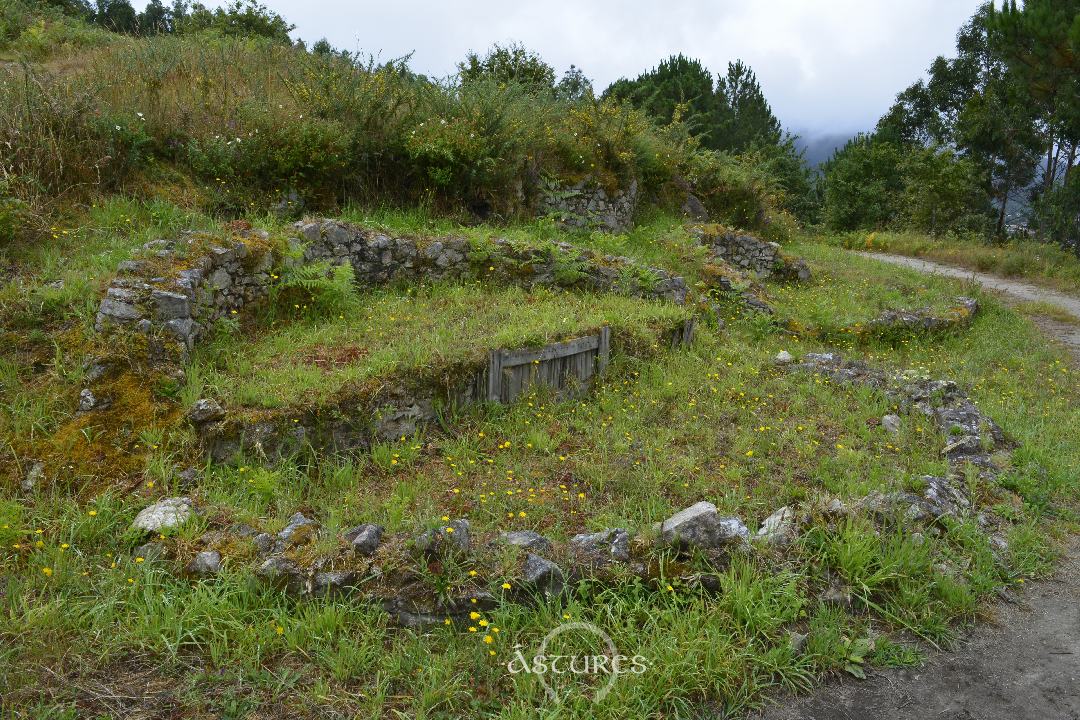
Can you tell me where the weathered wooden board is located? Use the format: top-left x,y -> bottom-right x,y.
482,327 -> 610,404
472,319 -> 691,406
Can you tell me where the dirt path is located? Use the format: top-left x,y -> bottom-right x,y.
856,252 -> 1080,356
756,539 -> 1080,720
756,253 -> 1080,720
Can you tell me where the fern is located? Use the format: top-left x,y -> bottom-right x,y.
274,260 -> 360,316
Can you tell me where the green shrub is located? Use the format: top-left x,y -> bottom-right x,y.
683,149 -> 793,240
0,22 -> 794,243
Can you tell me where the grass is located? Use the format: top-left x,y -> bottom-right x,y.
826,230 -> 1080,295
195,280 -> 692,410
1012,300 -> 1080,325
1,209 -> 1079,718
771,242 -> 979,337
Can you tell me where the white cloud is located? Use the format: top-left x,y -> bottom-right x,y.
130,0 -> 987,136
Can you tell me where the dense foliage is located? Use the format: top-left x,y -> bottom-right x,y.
821,1 -> 1079,251
0,3 -> 803,246
604,55 -> 814,220
36,0 -> 295,40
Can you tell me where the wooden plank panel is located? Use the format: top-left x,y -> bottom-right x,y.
487,330 -> 615,404
500,334 -> 600,367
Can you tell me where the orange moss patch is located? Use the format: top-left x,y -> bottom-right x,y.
37,370 -> 182,495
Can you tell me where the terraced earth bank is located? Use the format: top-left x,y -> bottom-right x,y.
3,216 -> 1079,719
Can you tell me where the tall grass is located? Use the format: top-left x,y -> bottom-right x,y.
0,29 -> 792,246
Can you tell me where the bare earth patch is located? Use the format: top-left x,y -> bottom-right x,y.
756,537 -> 1080,720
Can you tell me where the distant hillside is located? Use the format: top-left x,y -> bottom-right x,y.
794,132 -> 856,168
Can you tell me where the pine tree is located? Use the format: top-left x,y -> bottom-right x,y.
991,0 -> 1080,191
604,55 -> 719,143
714,60 -> 782,153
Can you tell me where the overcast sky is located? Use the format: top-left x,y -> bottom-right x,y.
133,0 -> 987,138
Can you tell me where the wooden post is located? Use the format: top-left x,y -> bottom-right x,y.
598,326 -> 611,375
487,349 -> 502,402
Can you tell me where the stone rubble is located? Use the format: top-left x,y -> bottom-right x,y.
519,553 -> 565,599
91,219 -> 690,381
754,506 -> 798,547
133,541 -> 165,563
130,497 -> 194,534
569,528 -> 632,563
416,519 -> 471,556
185,550 -> 221,577
787,351 -> 1012,524
498,530 -> 553,553
187,398 -> 225,425
21,461 -> 44,494
345,524 -> 383,556
277,512 -> 318,547
659,501 -> 749,552
865,296 -> 979,336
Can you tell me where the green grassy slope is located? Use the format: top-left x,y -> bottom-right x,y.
1,206 -> 1077,718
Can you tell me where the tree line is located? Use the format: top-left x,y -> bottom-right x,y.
38,0 -> 293,42
821,1 -> 1079,252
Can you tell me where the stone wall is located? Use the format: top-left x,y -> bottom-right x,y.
864,297 -> 979,337
537,179 -> 638,233
690,225 -> 810,282
93,220 -> 689,366
295,218 -> 686,303
94,229 -> 279,363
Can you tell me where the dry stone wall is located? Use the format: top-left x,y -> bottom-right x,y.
94,219 -> 689,367
537,179 -> 638,233
690,225 -> 810,282
865,296 -> 979,336
295,219 -> 688,302
94,229 -> 279,363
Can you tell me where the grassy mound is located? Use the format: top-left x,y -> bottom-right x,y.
1,208 -> 1078,718
195,282 -> 691,411
770,243 -> 983,340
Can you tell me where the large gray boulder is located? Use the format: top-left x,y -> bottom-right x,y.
185,550 -> 222,577
344,523 -> 383,556
278,512 -> 318,547
187,398 -> 225,425
416,518 -> 471,556
754,506 -> 798,547
659,501 -> 748,551
131,497 -> 193,533
498,530 -> 552,553
21,461 -> 44,494
310,570 -> 357,597
520,553 -> 564,598
570,528 -> 631,562
256,556 -> 304,593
